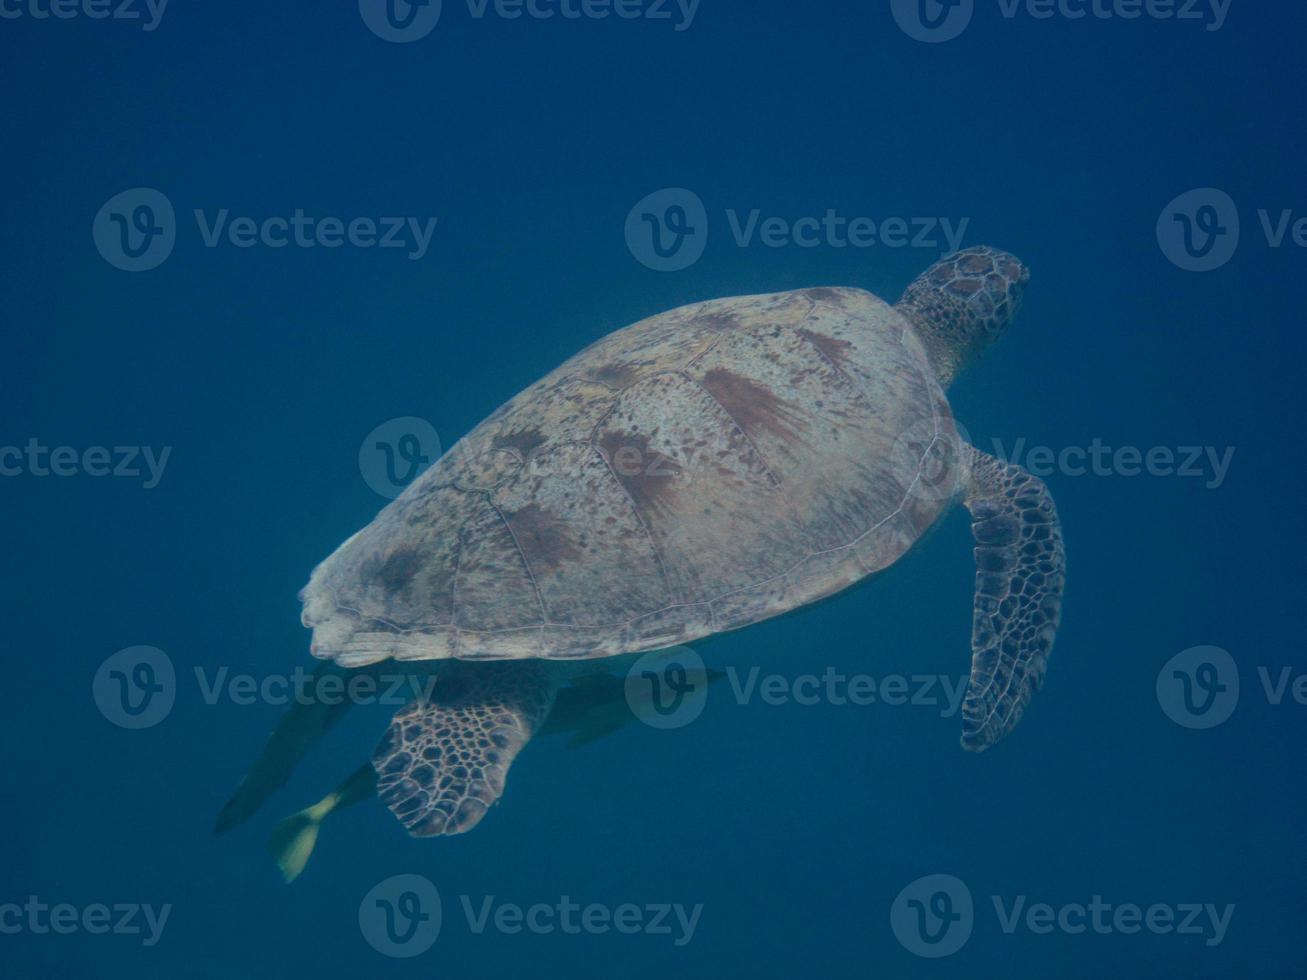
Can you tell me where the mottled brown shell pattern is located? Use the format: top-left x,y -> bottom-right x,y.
301,287 -> 958,667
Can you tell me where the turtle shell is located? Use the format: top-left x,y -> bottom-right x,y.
301,287 -> 960,666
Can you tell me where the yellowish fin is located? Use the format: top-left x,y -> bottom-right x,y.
267,797 -> 334,883
267,763 -> 377,883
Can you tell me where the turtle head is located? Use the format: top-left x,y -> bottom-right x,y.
895,246 -> 1030,388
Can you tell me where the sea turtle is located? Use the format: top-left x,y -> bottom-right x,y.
248,245 -> 1066,843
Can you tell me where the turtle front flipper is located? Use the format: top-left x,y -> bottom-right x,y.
959,446 -> 1066,751
373,661 -> 558,836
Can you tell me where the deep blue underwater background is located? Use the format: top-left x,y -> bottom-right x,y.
3,2 -> 1306,977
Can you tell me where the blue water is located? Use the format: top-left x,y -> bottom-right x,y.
4,2 -> 1305,977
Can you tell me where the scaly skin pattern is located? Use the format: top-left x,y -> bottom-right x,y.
302,287 -> 957,667
897,245 -> 1030,387
959,445 -> 1065,751
372,660 -> 558,836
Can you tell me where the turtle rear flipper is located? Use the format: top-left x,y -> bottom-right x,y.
374,661 -> 557,836
959,446 -> 1066,750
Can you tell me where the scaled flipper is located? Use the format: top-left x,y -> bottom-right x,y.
960,446 -> 1066,750
373,661 -> 558,837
